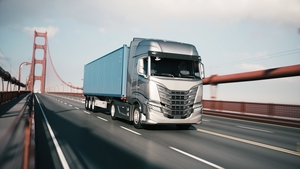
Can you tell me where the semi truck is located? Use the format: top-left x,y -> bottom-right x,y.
83,38 -> 205,129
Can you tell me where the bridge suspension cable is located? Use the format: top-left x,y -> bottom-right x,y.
46,39 -> 82,91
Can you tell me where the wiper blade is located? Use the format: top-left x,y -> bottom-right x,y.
154,73 -> 174,77
181,75 -> 196,79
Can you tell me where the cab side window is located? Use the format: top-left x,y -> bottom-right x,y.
137,57 -> 148,77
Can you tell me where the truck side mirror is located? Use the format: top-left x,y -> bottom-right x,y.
137,59 -> 146,76
199,62 -> 205,79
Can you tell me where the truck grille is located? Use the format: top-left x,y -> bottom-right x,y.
158,86 -> 198,118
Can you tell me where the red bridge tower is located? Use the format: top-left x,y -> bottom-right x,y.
28,31 -> 47,93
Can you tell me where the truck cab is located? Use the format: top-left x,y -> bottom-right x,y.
126,38 -> 205,129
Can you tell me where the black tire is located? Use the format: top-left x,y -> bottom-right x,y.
110,102 -> 117,120
133,105 -> 143,129
91,98 -> 95,112
88,97 -> 92,111
85,97 -> 89,110
176,124 -> 191,130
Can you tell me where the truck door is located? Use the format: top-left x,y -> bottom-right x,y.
131,58 -> 139,98
130,56 -> 149,105
137,57 -> 149,97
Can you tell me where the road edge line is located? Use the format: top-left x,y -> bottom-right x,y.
197,128 -> 300,157
35,95 -> 70,169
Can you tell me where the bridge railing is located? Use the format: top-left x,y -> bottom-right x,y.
0,91 -> 31,104
47,92 -> 84,97
203,100 -> 300,118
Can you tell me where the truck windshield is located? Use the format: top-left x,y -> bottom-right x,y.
150,56 -> 200,79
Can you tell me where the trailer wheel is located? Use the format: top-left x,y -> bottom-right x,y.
91,98 -> 95,112
85,97 -> 89,110
110,102 -> 117,120
88,97 -> 93,111
133,105 -> 143,129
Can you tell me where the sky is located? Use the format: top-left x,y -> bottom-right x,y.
0,0 -> 300,104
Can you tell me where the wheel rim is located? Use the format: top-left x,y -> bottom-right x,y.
134,109 -> 139,124
111,104 -> 115,117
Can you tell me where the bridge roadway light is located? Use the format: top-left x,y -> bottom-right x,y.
25,76 -> 29,91
18,62 -> 31,92
61,84 -> 64,92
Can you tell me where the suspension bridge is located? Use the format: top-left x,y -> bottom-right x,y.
0,31 -> 300,169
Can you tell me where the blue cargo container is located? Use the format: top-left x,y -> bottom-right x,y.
83,45 -> 129,98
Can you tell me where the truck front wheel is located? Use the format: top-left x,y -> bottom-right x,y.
133,105 -> 143,129
110,102 -> 117,120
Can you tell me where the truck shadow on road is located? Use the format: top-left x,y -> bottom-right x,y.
94,108 -> 198,131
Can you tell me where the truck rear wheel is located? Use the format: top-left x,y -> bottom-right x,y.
88,97 -> 93,111
85,97 -> 89,110
133,105 -> 143,129
110,102 -> 117,120
91,98 -> 95,112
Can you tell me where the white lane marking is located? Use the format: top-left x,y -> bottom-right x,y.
97,116 -> 108,122
84,111 -> 90,115
64,103 -> 67,105
197,128 -> 300,157
120,126 -> 141,136
237,125 -> 274,133
169,147 -> 224,169
51,94 -> 86,104
204,114 -> 300,130
35,95 -> 70,169
202,119 -> 210,122
75,107 -> 79,110
69,104 -> 72,107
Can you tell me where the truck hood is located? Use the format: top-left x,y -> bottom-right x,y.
149,76 -> 201,91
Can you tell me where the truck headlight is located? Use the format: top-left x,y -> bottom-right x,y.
193,103 -> 202,115
148,104 -> 161,112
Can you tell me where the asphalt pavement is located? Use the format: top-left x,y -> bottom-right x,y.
34,94 -> 300,169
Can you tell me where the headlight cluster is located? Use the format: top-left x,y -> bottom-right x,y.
148,103 -> 161,112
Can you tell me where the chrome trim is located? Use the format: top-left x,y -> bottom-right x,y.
157,85 -> 198,118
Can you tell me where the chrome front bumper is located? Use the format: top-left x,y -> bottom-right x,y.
141,106 -> 202,125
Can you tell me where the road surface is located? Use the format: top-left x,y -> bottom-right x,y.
34,94 -> 300,169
